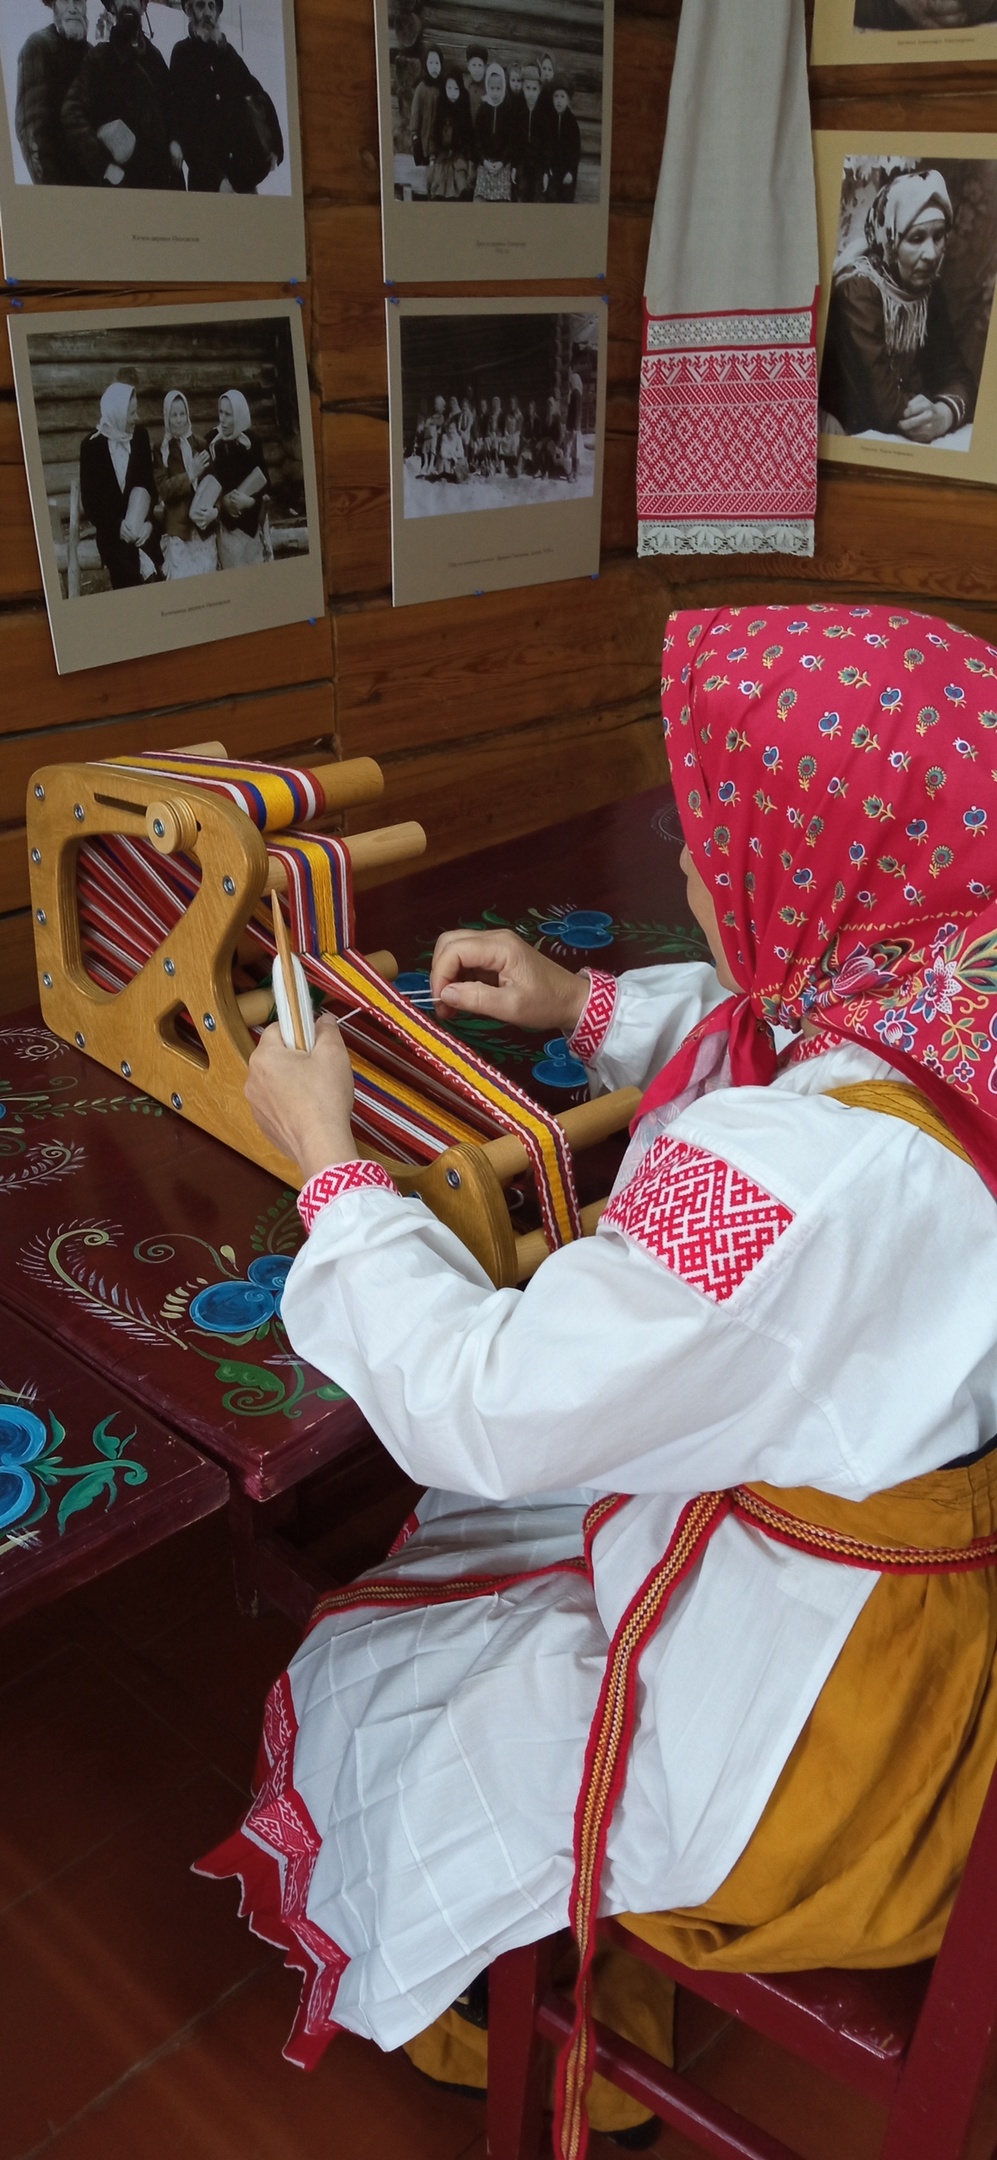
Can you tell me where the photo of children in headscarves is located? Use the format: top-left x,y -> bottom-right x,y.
853,1 -> 997,27
1,0 -> 289,194
819,156 -> 997,450
400,309 -> 599,518
388,0 -> 601,205
22,313 -> 309,599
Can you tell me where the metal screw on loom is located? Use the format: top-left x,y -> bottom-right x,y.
222,875 -> 236,895
35,909 -> 46,925
121,1061 -> 131,1078
163,957 -> 176,977
171,1092 -> 183,1111
41,973 -> 52,989
152,818 -> 166,840
446,1168 -> 462,1190
75,1032 -> 85,1048
30,849 -> 41,865
203,1014 -> 216,1032
73,804 -> 85,822
34,785 -> 44,801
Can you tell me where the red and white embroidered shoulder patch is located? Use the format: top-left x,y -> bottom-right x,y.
601,1134 -> 793,1302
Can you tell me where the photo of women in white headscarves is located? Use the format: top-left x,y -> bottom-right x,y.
154,388 -> 218,579
19,312 -> 307,601
819,157 -> 997,449
854,1 -> 997,26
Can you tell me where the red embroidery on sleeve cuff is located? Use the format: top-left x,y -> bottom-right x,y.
568,970 -> 618,1065
601,1133 -> 793,1302
297,1159 -> 399,1232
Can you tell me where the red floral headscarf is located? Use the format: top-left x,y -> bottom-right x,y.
641,600 -> 997,1195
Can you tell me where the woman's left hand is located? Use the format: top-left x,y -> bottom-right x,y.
245,1016 -> 358,1179
899,395 -> 954,443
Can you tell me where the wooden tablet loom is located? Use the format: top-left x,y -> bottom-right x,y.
25,748 -> 638,1287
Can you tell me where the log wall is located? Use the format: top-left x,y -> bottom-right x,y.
3,0 -> 997,1011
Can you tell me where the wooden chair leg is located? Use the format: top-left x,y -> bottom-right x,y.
487,1939 -> 552,2160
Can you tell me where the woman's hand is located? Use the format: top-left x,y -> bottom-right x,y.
191,448 -> 210,479
899,394 -> 954,443
245,1016 -> 358,1180
224,487 -> 256,516
430,927 -> 590,1034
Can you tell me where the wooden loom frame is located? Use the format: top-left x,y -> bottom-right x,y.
25,752 -> 638,1288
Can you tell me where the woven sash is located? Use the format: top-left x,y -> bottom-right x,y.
75,761 -> 581,1251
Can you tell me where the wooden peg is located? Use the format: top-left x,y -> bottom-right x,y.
145,796 -> 200,855
264,822 -> 426,892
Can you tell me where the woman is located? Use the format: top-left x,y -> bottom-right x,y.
819,167 -> 977,440
427,67 -> 474,200
200,602 -> 997,2151
409,44 -> 443,168
153,389 -> 218,581
78,380 -> 160,589
210,389 -> 270,569
473,60 -> 514,201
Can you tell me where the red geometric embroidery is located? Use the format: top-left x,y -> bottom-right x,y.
637,345 -> 817,523
601,1134 -> 793,1301
569,970 -> 618,1065
298,1157 -> 399,1231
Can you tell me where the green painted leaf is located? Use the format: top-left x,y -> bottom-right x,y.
316,1382 -> 347,1401
57,1469 -> 113,1531
91,1416 -> 136,1461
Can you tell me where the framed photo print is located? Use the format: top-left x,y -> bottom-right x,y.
812,0 -> 997,67
387,296 -> 606,606
0,0 -> 304,283
375,0 -> 612,282
814,133 -> 997,487
8,297 -> 323,674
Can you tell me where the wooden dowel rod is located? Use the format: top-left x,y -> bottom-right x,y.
481,1087 -> 641,1185
514,1199 -> 608,1284
264,822 -> 426,890
236,949 -> 398,1026
305,757 -> 385,810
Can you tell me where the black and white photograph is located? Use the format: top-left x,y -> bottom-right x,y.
813,0 -> 997,61
814,135 -> 997,488
0,0 -> 304,281
387,297 -> 606,605
374,0 -> 612,281
400,309 -> 600,520
8,299 -> 324,673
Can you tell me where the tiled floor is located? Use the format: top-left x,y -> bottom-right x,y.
1,1513 -> 891,2160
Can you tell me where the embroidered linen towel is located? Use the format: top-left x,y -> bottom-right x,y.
637,0 -> 819,558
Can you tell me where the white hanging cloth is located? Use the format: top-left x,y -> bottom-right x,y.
636,0 -> 819,558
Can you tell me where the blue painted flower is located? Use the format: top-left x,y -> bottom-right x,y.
875,1007 -> 917,1054
788,619 -> 808,635
395,970 -> 433,999
535,910 -> 614,951
849,842 -> 866,863
739,678 -> 762,698
717,781 -> 737,805
247,1255 -> 295,1300
906,818 -> 928,842
762,746 -> 780,769
818,711 -> 841,736
944,683 -> 965,704
792,868 -> 814,888
531,1038 -> 588,1090
965,807 -> 988,833
190,1281 -> 277,1334
726,645 -> 748,662
0,1404 -> 48,1530
880,687 -> 902,709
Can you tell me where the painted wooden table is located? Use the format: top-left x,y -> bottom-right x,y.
0,1301 -> 227,1624
0,782 -> 703,1622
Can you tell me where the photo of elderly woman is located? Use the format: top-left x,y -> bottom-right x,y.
18,310 -> 308,600
819,156 -> 997,450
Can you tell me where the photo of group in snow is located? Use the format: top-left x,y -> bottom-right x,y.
400,308 -> 599,518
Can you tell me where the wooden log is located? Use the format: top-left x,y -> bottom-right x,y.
309,203 -> 648,406
0,283 -> 311,400
334,555 -> 673,759
0,610 -> 333,736
343,700 -> 670,882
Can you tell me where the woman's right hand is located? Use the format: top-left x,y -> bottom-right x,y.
430,927 -> 589,1035
191,449 -> 210,479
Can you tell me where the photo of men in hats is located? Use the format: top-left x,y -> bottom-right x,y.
14,0 -> 91,185
170,0 -> 284,193
60,0 -> 182,190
